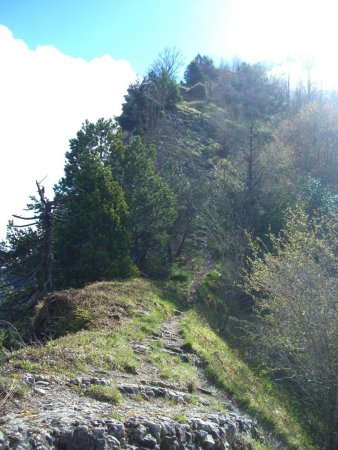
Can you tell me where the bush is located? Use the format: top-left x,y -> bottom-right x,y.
245,207 -> 338,448
187,82 -> 207,100
178,85 -> 189,99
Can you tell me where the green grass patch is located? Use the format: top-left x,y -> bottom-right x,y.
15,359 -> 41,372
173,413 -> 187,424
5,278 -> 184,379
9,328 -> 138,375
254,441 -> 275,450
180,309 -> 317,450
188,394 -> 199,405
148,349 -> 198,389
83,385 -> 121,404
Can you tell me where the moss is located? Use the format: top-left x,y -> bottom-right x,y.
58,308 -> 91,334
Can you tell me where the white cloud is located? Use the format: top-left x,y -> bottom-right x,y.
0,25 -> 136,239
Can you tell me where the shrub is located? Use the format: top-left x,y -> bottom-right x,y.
187,82 -> 207,100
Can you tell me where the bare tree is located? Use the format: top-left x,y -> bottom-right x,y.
0,181 -> 69,310
151,47 -> 185,80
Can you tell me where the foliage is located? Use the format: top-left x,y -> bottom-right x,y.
213,62 -> 285,121
111,136 -> 177,276
273,100 -> 338,187
55,152 -> 132,287
180,308 -> 317,450
117,70 -> 181,140
0,182 -> 60,311
186,82 -> 207,100
53,120 -> 176,283
245,207 -> 337,448
184,54 -> 216,86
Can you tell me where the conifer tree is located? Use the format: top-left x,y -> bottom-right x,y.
54,122 -> 132,288
110,136 -> 177,276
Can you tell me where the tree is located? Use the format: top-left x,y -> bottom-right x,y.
274,100 -> 338,188
245,207 -> 338,448
184,54 -> 216,86
220,63 -> 287,232
54,121 -> 133,287
56,120 -> 177,279
111,136 -> 177,275
0,181 -> 64,310
117,70 -> 181,142
151,47 -> 184,80
161,161 -> 200,260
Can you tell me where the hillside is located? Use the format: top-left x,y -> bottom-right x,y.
0,261 -> 316,450
1,56 -> 336,450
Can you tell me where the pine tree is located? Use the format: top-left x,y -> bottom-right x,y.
54,122 -> 132,288
110,136 -> 177,276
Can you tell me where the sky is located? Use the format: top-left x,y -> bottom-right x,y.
1,0 -> 338,238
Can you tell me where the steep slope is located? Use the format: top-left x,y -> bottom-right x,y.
147,101 -> 239,180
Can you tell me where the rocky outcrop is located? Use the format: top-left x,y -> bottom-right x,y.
0,411 -> 259,449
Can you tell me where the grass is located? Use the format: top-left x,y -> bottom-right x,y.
180,308 -> 317,450
254,441 -> 275,450
4,278 -> 183,378
173,413 -> 187,424
83,384 -> 121,404
0,374 -> 28,405
15,360 -> 41,372
9,329 -> 138,375
188,394 -> 199,405
147,350 -> 198,389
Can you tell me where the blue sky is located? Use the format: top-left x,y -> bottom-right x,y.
0,0 -> 338,237
1,0 -> 232,76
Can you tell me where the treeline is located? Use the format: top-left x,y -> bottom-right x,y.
0,50 -> 337,447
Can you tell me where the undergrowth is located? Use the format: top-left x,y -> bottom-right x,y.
180,307 -> 317,450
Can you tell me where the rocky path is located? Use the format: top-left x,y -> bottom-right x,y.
0,258 -> 265,449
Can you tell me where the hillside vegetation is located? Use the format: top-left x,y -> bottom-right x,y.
0,274 -> 316,449
0,50 -> 337,449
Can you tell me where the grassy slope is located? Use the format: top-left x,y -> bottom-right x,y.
1,275 -> 317,449
180,306 -> 317,450
0,279 -> 186,398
